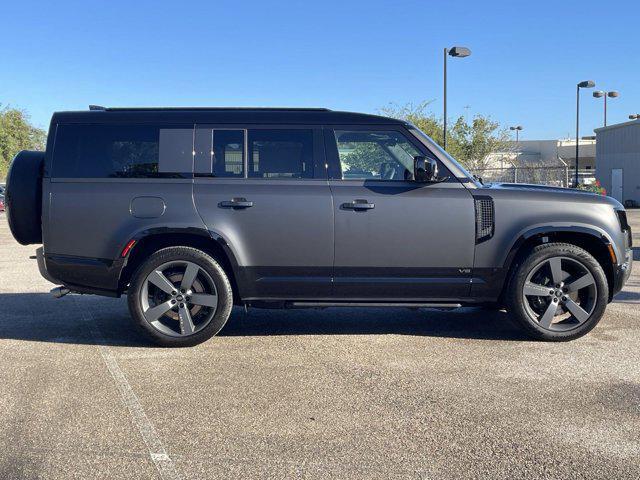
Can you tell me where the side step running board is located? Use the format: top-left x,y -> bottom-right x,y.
287,302 -> 462,309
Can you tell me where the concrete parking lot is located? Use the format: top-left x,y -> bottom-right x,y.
0,212 -> 638,480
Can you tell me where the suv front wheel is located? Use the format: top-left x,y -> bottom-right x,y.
506,242 -> 609,341
127,246 -> 233,347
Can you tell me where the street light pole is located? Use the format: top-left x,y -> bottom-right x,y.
575,80 -> 595,187
575,84 -> 580,187
443,48 -> 448,151
593,90 -> 620,127
442,46 -> 471,151
509,125 -> 523,143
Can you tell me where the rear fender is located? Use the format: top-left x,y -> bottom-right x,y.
118,226 -> 244,295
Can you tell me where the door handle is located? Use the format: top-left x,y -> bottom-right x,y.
341,200 -> 375,211
218,198 -> 254,209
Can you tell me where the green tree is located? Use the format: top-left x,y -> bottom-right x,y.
0,106 -> 47,180
380,101 -> 509,171
380,101 -> 443,144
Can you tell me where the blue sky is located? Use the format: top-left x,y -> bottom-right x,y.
1,0 -> 639,140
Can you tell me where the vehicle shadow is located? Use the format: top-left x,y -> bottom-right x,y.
0,292 -> 528,347
221,306 -> 528,341
613,290 -> 640,303
0,293 -> 149,347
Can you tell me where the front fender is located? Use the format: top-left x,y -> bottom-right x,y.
501,223 -> 617,269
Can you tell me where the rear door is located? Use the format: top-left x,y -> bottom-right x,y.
193,126 -> 334,300
326,126 -> 476,301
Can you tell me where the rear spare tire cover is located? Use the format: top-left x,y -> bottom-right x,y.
6,150 -> 44,245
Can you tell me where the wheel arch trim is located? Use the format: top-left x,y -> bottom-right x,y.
117,226 -> 243,294
501,224 -> 618,271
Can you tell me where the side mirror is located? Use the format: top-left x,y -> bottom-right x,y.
414,156 -> 438,182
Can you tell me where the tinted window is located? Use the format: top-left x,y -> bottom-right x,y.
194,129 -> 244,177
53,124 -> 193,178
334,130 -> 420,181
248,129 -> 313,179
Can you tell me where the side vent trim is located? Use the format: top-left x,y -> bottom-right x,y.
474,196 -> 495,244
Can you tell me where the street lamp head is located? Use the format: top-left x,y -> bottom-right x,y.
510,125 -> 523,131
449,46 -> 471,58
592,90 -> 605,98
578,80 -> 596,88
607,91 -> 620,98
630,114 -> 640,120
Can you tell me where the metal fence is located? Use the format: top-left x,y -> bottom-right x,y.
469,166 -> 596,188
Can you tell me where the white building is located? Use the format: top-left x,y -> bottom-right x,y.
481,139 -> 596,187
487,139 -> 596,168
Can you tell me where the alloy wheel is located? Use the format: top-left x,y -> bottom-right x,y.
522,256 -> 597,331
140,260 -> 218,337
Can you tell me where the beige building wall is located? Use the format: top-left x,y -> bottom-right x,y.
486,139 -> 596,169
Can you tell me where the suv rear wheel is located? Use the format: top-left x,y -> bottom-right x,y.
127,246 -> 233,347
506,242 -> 608,341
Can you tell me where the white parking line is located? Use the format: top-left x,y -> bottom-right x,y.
73,297 -> 181,480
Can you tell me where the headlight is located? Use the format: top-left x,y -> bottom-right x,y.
616,210 -> 632,247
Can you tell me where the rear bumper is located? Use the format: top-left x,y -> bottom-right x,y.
37,248 -> 124,297
36,247 -> 61,284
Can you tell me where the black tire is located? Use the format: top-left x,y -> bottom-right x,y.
127,246 -> 233,347
505,242 -> 608,341
6,150 -> 44,245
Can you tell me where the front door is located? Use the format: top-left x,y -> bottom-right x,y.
325,127 -> 476,301
193,126 -> 334,300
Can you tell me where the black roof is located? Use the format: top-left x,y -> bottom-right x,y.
51,106 -> 405,126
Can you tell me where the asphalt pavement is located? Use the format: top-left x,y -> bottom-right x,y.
0,211 -> 638,479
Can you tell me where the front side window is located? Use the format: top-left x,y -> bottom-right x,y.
248,129 -> 313,179
52,124 -> 193,178
334,130 -> 421,181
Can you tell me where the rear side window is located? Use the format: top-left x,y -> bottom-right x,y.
194,129 -> 245,177
248,129 -> 313,179
52,124 -> 193,178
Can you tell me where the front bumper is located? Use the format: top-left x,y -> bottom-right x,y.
612,247 -> 633,298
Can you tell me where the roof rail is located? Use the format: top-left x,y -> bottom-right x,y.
90,106 -> 331,112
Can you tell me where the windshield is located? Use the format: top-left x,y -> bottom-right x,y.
407,125 -> 479,185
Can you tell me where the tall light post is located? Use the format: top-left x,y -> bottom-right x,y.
509,125 -> 523,143
443,46 -> 471,150
592,90 -> 619,126
575,80 -> 595,187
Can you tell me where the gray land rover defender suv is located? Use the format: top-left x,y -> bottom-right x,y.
5,107 -> 633,346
